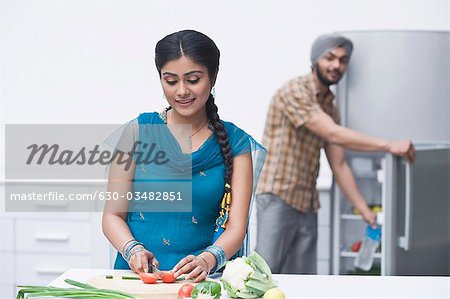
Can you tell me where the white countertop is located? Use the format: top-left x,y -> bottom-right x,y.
50,268 -> 450,299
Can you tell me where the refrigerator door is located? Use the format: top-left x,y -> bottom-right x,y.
336,31 -> 450,143
383,147 -> 450,275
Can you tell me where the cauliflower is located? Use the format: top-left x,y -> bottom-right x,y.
221,257 -> 254,291
221,251 -> 278,299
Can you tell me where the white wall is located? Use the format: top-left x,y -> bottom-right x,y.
1,1 -> 449,124
1,0 -> 449,178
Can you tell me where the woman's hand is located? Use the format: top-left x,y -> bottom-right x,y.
172,254 -> 214,283
128,246 -> 159,274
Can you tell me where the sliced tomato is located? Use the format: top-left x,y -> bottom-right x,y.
178,283 -> 194,298
161,271 -> 176,283
139,272 -> 158,284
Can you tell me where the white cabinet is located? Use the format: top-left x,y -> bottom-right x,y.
0,253 -> 15,284
0,284 -> 15,299
0,181 -> 111,299
0,218 -> 14,252
0,216 -> 16,299
16,253 -> 92,285
16,220 -> 92,254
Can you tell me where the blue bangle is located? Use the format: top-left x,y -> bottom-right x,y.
126,245 -> 145,262
204,245 -> 227,272
122,241 -> 145,261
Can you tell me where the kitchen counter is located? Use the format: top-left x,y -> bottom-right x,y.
50,268 -> 450,299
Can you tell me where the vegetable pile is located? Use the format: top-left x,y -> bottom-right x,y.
17,278 -> 137,299
190,281 -> 221,299
221,251 -> 278,298
178,281 -> 221,299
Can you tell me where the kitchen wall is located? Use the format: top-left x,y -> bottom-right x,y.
0,0 -> 449,288
1,0 -> 449,151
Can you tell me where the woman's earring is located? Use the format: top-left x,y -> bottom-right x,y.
211,87 -> 216,98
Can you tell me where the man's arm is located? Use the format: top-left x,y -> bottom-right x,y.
325,142 -> 377,227
306,110 -> 415,162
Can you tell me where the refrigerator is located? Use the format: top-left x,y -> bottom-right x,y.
331,31 -> 450,275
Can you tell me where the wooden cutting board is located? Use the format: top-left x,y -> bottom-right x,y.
87,273 -> 212,299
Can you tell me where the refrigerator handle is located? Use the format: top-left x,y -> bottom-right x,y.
398,161 -> 412,251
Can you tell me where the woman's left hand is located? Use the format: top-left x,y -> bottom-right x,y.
172,254 -> 209,282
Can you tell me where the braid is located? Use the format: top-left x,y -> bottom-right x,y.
206,94 -> 233,187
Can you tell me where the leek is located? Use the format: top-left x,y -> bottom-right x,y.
17,278 -> 137,299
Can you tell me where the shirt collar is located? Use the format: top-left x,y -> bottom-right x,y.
307,72 -> 335,105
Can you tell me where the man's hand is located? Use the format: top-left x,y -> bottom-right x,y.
387,140 -> 416,162
361,209 -> 377,228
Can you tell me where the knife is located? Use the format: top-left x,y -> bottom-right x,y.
151,263 -> 164,278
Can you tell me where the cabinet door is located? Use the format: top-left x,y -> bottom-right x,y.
16,253 -> 91,285
0,253 -> 15,284
16,219 -> 91,254
0,218 -> 14,251
0,284 -> 14,299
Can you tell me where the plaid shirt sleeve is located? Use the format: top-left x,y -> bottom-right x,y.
278,78 -> 321,128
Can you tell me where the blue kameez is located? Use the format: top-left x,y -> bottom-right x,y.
110,112 -> 265,270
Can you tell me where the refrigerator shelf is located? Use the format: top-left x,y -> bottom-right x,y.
340,251 -> 382,258
340,214 -> 363,220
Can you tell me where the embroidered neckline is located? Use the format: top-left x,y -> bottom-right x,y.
158,107 -> 171,124
158,107 -> 214,131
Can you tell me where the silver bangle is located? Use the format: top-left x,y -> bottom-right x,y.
121,238 -> 136,255
126,245 -> 145,262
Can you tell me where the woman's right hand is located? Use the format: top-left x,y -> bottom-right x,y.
127,247 -> 159,274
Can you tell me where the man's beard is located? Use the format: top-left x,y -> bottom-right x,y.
315,65 -> 342,86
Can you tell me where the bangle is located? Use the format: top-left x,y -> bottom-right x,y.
204,245 -> 226,273
126,245 -> 145,262
122,240 -> 145,261
121,238 -> 136,255
198,255 -> 211,275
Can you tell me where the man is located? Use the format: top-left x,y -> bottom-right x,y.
255,33 -> 415,274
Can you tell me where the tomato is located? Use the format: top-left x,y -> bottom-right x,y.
178,284 -> 194,299
139,273 -> 158,284
161,271 -> 176,283
351,241 -> 362,252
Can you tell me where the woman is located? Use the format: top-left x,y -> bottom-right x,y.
102,30 -> 265,282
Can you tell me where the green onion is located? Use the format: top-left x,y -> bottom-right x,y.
121,275 -> 141,280
106,275 -> 114,279
17,279 -> 137,299
64,278 -> 97,289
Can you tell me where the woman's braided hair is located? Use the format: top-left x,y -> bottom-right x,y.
206,94 -> 233,186
155,30 -> 233,186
